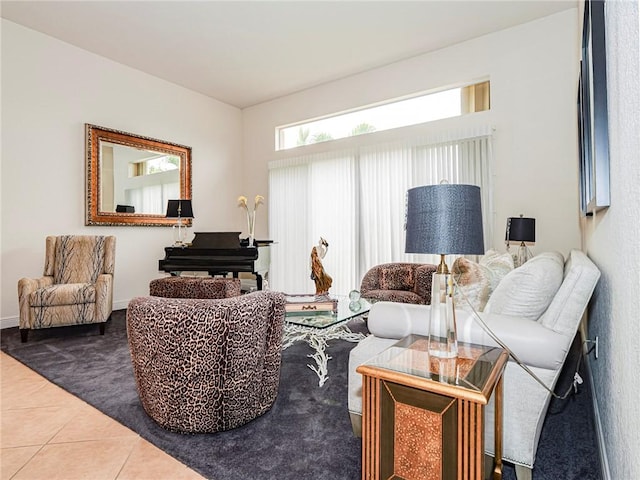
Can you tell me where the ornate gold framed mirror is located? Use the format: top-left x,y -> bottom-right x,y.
85,124 -> 192,226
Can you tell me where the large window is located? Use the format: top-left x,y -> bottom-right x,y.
276,81 -> 490,151
268,129 -> 493,295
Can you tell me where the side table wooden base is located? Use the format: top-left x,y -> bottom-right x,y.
357,336 -> 507,480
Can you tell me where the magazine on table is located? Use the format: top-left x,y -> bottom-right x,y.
284,294 -> 338,314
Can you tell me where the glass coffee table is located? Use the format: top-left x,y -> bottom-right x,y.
283,295 -> 370,387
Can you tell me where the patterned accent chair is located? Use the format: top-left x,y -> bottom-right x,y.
149,276 -> 241,299
126,290 -> 286,433
17,235 -> 116,342
360,263 -> 437,305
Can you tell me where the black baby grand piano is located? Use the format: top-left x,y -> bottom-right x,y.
158,232 -> 271,290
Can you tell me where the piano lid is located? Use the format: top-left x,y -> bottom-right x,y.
191,232 -> 242,249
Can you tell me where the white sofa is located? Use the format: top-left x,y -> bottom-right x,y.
348,249 -> 600,480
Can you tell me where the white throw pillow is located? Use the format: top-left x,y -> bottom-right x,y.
479,249 -> 515,293
484,251 -> 564,322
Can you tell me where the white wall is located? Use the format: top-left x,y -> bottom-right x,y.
243,10 -> 581,258
1,20 -> 244,326
582,1 -> 640,478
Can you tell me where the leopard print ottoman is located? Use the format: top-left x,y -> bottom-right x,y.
149,276 -> 241,299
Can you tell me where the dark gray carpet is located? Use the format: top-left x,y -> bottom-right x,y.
1,311 -> 601,480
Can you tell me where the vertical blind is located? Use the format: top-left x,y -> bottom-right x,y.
268,131 -> 493,295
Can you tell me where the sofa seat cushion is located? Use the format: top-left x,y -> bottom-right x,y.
29,283 -> 96,307
348,334 -> 398,417
484,251 -> 564,322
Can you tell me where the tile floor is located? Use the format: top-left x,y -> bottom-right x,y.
0,352 -> 206,480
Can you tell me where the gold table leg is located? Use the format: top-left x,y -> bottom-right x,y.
493,375 -> 503,480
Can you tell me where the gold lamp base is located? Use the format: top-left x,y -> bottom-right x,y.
435,254 -> 450,275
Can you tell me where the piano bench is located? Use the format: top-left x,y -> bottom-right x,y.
150,277 -> 241,299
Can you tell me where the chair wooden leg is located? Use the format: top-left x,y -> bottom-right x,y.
20,329 -> 29,343
99,322 -> 106,335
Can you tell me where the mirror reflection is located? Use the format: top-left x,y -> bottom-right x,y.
86,124 -> 192,227
99,141 -> 180,215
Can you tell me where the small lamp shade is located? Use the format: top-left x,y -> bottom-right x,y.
166,199 -> 193,246
166,199 -> 194,218
506,215 -> 535,268
506,216 -> 535,243
405,184 -> 485,255
115,204 -> 135,213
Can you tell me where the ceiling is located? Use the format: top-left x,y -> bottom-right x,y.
1,1 -> 576,109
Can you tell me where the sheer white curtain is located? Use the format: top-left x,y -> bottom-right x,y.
125,185 -> 163,214
125,182 -> 179,214
163,182 -> 180,212
269,150 -> 357,294
358,142 -> 412,268
268,130 -> 493,295
358,133 -> 493,273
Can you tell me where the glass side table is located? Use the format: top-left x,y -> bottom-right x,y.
356,334 -> 508,480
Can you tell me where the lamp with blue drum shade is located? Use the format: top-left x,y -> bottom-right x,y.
405,184 -> 485,358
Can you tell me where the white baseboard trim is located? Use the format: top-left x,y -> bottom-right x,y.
1,316 -> 19,329
0,299 -> 131,331
584,355 -> 612,480
113,299 -> 130,311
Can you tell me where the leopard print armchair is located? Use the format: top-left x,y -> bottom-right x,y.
17,235 -> 116,342
126,290 -> 286,433
360,262 -> 437,305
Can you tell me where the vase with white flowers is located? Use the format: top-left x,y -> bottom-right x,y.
237,194 -> 264,246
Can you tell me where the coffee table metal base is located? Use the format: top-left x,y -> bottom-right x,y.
283,320 -> 365,387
